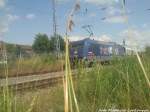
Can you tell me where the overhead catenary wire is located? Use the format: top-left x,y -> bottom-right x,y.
82,25 -> 94,38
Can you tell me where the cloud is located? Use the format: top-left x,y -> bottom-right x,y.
26,14 -> 36,20
7,14 -> 20,22
120,29 -> 150,48
101,6 -> 129,24
84,0 -> 119,5
106,7 -> 122,16
103,15 -> 127,23
69,36 -> 86,41
69,34 -> 112,42
0,0 -> 5,8
0,14 -> 20,37
89,12 -> 96,17
142,24 -> 148,28
0,13 -> 37,36
7,14 -> 36,21
98,35 -> 112,42
56,0 -> 68,2
0,22 -> 8,36
69,35 -> 102,41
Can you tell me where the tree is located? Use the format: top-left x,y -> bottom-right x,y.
50,34 -> 65,52
32,33 -> 65,54
32,33 -> 51,53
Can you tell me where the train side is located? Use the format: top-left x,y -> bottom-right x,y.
70,38 -> 126,62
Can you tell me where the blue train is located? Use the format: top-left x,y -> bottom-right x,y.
70,38 -> 126,63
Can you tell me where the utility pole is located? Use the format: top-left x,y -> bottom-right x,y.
52,0 -> 57,35
52,0 -> 60,57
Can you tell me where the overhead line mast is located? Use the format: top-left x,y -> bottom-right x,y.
52,0 -> 57,35
52,0 -> 60,57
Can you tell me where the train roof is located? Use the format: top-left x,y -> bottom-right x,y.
70,38 -> 117,46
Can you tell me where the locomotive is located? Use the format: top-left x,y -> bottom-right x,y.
70,38 -> 126,65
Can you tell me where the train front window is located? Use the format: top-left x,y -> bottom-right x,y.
100,46 -> 113,56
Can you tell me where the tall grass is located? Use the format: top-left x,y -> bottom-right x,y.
121,0 -> 150,88
0,42 -> 12,112
64,0 -> 80,112
76,55 -> 150,111
64,37 -> 79,112
0,54 -> 64,78
0,55 -> 148,112
1,42 -> 150,112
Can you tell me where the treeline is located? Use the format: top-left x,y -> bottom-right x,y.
0,33 -> 65,58
32,33 -> 65,54
3,33 -> 150,56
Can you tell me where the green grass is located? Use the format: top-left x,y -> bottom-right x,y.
0,86 -> 64,112
76,55 -> 150,111
14,86 -> 64,112
0,54 -> 150,112
0,54 -> 64,78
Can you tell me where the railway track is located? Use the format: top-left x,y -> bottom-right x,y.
0,70 -> 78,91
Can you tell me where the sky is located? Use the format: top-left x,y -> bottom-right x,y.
0,0 -> 150,49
